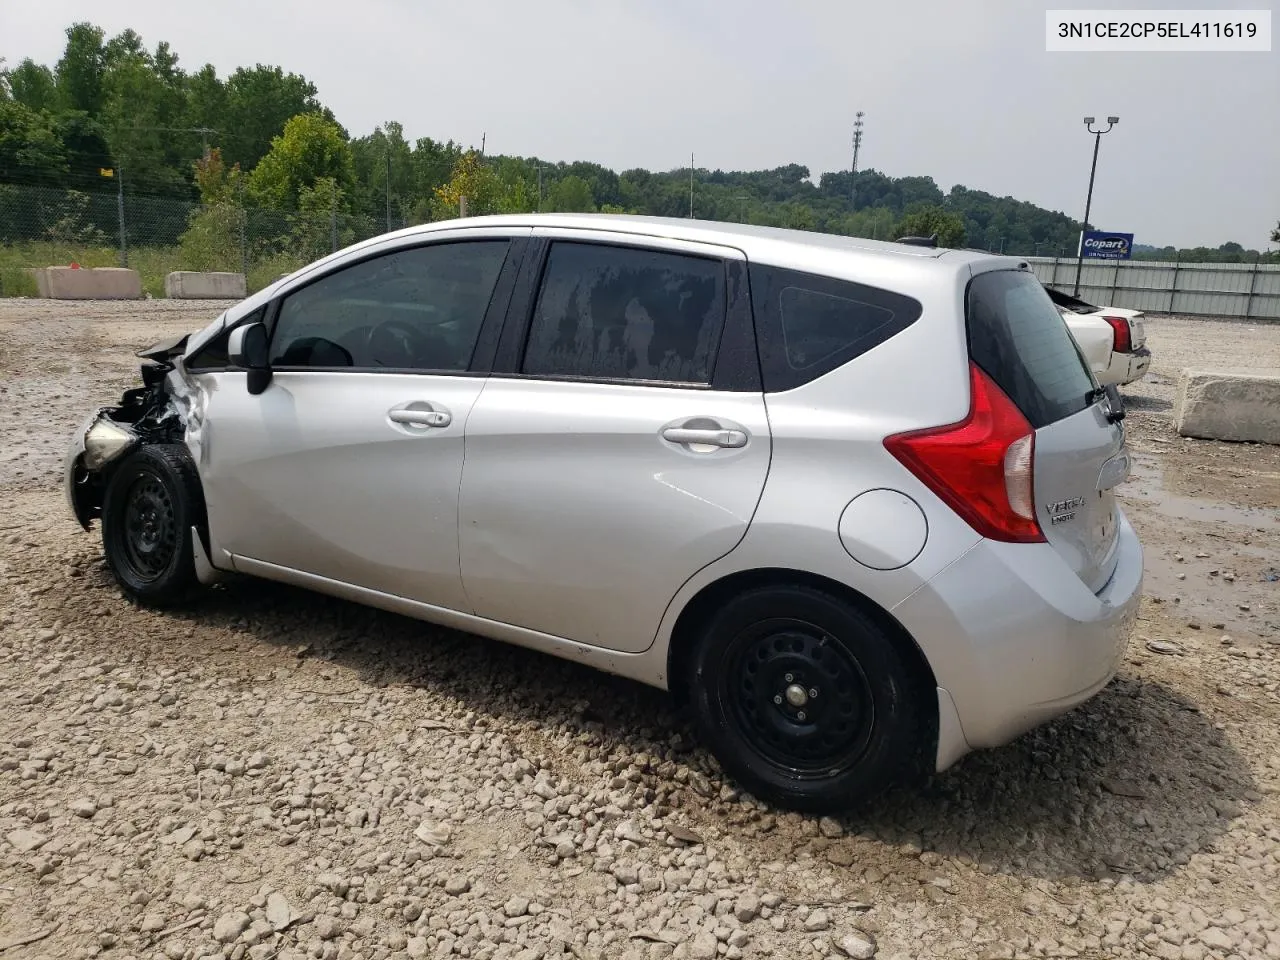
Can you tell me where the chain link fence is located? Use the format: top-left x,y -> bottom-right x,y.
0,183 -> 408,298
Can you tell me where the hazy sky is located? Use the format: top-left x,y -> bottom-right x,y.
4,0 -> 1277,248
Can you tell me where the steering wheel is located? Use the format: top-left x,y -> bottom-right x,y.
365,318 -> 432,368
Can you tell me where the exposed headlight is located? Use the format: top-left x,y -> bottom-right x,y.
83,419 -> 137,471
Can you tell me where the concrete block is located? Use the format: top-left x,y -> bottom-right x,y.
1175,369 -> 1280,445
34,266 -> 142,300
164,271 -> 247,299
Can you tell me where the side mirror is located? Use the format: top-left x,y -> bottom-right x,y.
228,322 -> 272,395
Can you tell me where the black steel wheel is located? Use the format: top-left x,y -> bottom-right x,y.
101,444 -> 206,606
120,475 -> 179,582
687,583 -> 933,812
723,619 -> 876,778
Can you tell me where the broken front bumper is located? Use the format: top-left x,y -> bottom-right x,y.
64,411 -> 139,529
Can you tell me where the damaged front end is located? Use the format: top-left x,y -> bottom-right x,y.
64,332 -> 193,530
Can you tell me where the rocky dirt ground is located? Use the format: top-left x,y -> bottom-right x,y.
0,300 -> 1277,960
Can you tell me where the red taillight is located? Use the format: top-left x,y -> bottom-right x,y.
1103,316 -> 1132,353
884,364 -> 1045,543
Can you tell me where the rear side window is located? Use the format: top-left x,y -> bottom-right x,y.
749,264 -> 922,392
522,242 -> 725,384
966,270 -> 1095,429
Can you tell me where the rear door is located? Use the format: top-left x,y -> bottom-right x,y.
458,231 -> 770,653
966,266 -> 1127,592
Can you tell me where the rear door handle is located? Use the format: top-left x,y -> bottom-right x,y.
661,427 -> 748,448
389,408 -> 451,428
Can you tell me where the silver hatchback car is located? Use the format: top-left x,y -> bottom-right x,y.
65,215 -> 1142,812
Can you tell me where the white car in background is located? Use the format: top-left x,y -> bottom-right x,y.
1046,287 -> 1151,387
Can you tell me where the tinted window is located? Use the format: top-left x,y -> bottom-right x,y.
522,242 -> 725,383
186,307 -> 265,371
967,270 -> 1095,429
270,241 -> 509,371
749,264 -> 922,392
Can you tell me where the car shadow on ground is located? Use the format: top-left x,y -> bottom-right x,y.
99,569 -> 1259,886
1121,394 -> 1173,414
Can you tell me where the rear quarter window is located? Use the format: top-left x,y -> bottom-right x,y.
966,269 -> 1096,429
749,264 -> 922,392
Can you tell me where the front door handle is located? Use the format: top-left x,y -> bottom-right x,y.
661,427 -> 748,448
389,407 -> 451,428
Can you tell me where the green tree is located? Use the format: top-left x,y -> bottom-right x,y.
179,148 -> 247,272
49,111 -> 112,180
290,176 -> 350,261
7,59 -> 57,111
434,151 -> 504,216
54,23 -> 108,116
0,101 -> 67,184
895,205 -> 966,247
248,113 -> 355,210
350,121 -> 414,223
545,174 -> 595,212
99,30 -> 189,194
1271,221 -> 1279,244
222,66 -> 331,170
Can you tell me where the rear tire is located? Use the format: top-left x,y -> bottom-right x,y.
101,444 -> 206,607
686,583 -> 931,813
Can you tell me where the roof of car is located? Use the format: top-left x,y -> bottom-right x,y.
409,212 -> 966,260
214,212 -> 1022,337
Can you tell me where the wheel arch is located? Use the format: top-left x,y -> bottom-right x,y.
665,567 -> 938,719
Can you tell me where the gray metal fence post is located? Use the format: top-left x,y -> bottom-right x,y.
240,207 -> 248,279
1244,252 -> 1261,320
116,164 -> 128,268
1169,250 -> 1180,314
1111,260 -> 1121,303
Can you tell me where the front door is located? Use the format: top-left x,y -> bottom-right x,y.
459,233 -> 771,653
198,234 -> 520,611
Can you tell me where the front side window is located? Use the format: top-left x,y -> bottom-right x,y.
270,241 -> 510,371
522,242 -> 726,384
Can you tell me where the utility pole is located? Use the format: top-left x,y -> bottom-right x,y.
536,165 -> 543,212
850,111 -> 864,206
737,195 -> 750,224
385,148 -> 393,232
1073,116 -> 1118,296
480,132 -> 486,156
689,152 -> 694,218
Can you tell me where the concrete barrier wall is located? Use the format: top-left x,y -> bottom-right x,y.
164,271 -> 247,299
33,266 -> 142,300
1175,370 -> 1280,445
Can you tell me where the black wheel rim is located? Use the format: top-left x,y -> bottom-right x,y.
720,618 -> 875,779
120,473 -> 178,582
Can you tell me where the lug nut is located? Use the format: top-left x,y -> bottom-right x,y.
773,695 -> 782,705
797,711 -> 807,721
809,688 -> 818,699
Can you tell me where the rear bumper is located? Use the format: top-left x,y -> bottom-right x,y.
1098,346 -> 1151,386
893,508 -> 1143,767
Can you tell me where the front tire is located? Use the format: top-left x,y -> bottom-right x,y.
101,444 -> 206,606
686,584 -> 932,813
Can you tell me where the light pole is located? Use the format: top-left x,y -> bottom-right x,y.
1074,115 -> 1118,296
736,195 -> 750,224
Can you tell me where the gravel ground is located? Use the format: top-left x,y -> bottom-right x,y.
1,300 -> 1278,960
